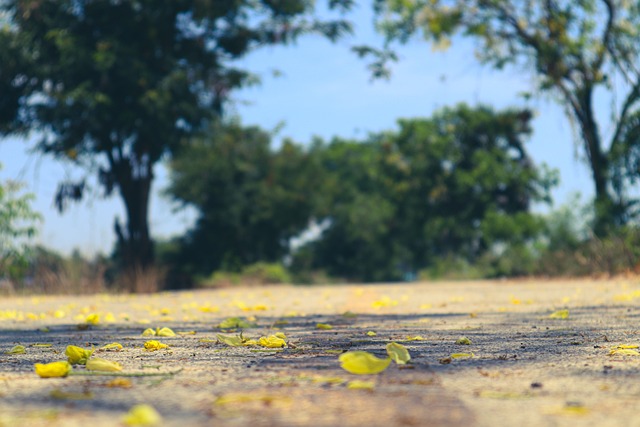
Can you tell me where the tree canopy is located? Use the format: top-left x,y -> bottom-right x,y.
0,0 -> 352,284
370,0 -> 640,233
166,105 -> 556,283
167,120 -> 320,278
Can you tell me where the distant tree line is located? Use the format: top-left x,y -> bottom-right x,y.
160,104 -> 558,286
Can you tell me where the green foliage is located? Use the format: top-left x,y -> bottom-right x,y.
0,0 -> 353,279
371,0 -> 640,232
0,164 -> 41,280
166,120 -> 319,281
296,104 -> 556,281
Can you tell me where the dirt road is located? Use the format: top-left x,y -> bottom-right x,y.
1,279 -> 639,426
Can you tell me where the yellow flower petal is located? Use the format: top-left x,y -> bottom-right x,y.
65,345 -> 94,365
316,323 -> 333,330
86,357 -> 123,372
549,309 -> 569,319
613,344 -> 639,349
123,404 -> 162,426
141,328 -> 156,337
386,342 -> 411,365
34,361 -> 72,378
339,351 -> 391,375
258,335 -> 287,348
143,340 -> 169,351
5,345 -> 26,354
156,327 -> 176,337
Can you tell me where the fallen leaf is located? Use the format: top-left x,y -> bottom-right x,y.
339,351 -> 391,375
85,314 -> 100,325
316,323 -> 333,330
100,342 -> 124,351
141,328 -> 156,337
613,344 -> 639,349
5,345 -> 26,355
34,361 -> 72,378
386,342 -> 411,365
258,335 -> 287,348
366,331 -> 377,337
456,337 -> 472,345
216,333 -> 257,347
86,357 -> 123,372
218,317 -> 255,329
123,404 -> 162,426
404,335 -> 425,341
143,341 -> 169,351
106,378 -> 133,388
549,309 -> 569,319
609,348 -> 640,356
65,345 -> 93,365
450,352 -> 474,359
347,380 -> 375,390
155,327 -> 176,337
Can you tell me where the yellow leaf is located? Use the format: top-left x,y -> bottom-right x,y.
342,311 -> 358,318
609,348 -> 640,356
34,361 -> 72,378
316,323 -> 333,330
451,352 -> 474,359
85,314 -> 100,325
100,342 -> 124,351
386,342 -> 411,365
65,345 -> 94,365
86,357 -> 123,372
143,340 -> 169,351
347,380 -> 375,390
155,327 -> 176,337
366,331 -> 377,337
274,332 -> 286,340
5,345 -> 26,354
549,309 -> 569,319
613,344 -> 639,349
218,317 -> 255,329
258,335 -> 287,348
339,351 -> 391,375
216,333 -> 257,347
141,328 -> 156,337
123,404 -> 162,426
106,378 -> 132,388
456,337 -> 472,345
404,335 -> 425,341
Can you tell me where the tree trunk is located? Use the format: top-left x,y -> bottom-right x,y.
578,100 -> 616,235
114,159 -> 155,292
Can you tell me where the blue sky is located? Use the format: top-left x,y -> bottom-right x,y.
0,5 -> 593,257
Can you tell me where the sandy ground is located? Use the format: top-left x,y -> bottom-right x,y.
1,278 -> 640,426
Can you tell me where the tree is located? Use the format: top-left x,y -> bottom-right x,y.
0,163 -> 41,280
297,104 -> 556,281
166,120 -> 320,279
0,0 -> 352,284
370,0 -> 640,233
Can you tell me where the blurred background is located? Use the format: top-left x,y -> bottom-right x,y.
2,0 -> 640,293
